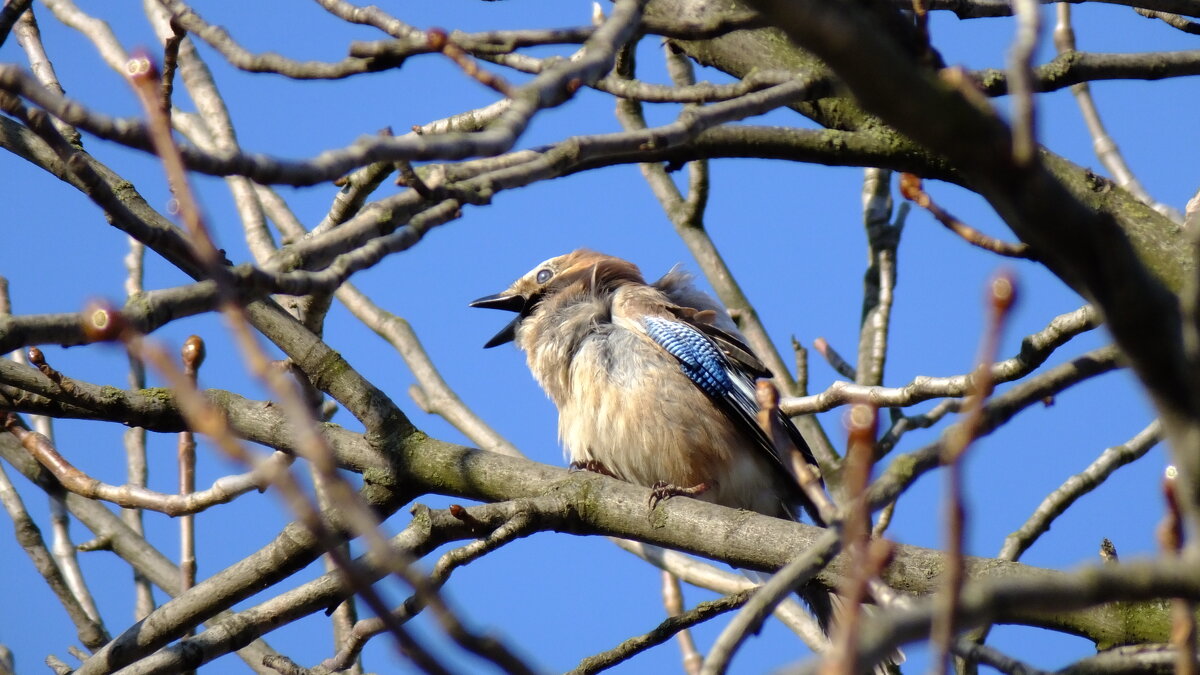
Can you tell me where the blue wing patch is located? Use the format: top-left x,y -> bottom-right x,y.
642,316 -> 748,403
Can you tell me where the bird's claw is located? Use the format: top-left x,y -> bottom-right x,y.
648,480 -> 713,509
569,460 -> 616,478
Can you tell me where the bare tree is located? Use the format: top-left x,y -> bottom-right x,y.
0,0 -> 1196,673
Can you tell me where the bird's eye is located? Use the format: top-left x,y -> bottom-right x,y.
536,268 -> 553,284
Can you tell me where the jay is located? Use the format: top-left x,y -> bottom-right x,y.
471,250 -> 830,622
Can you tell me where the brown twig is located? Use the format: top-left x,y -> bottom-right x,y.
823,404 -> 884,675
812,337 -> 857,381
159,17 -> 184,118
27,346 -> 106,407
900,173 -> 1033,259
1008,0 -> 1041,166
1160,467 -> 1198,675
179,335 -> 203,612
843,404 -> 877,556
930,270 -> 1018,672
393,158 -> 431,197
757,381 -> 836,523
427,28 -> 515,97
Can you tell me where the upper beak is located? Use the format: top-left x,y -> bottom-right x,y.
469,293 -> 526,312
469,293 -> 526,348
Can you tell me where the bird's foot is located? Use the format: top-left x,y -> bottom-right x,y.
569,459 -> 616,478
648,480 -> 713,509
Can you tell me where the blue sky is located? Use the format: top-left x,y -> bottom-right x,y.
0,1 -> 1192,672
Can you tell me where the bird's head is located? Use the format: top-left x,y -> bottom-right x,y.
469,249 -> 643,348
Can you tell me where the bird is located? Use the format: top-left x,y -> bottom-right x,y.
470,249 -> 833,625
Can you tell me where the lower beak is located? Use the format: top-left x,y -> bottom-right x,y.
483,316 -> 521,348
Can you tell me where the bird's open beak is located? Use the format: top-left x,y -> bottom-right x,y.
469,293 -> 526,348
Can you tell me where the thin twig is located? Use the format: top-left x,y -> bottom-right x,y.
159,17 -> 184,118
1053,5 -> 1183,222
1135,7 -> 1200,33
12,5 -> 79,145
37,414 -> 101,625
662,570 -> 702,675
877,399 -> 961,457
1160,468 -> 1198,675
0,437 -> 109,650
179,336 -> 203,611
122,235 -> 155,619
758,381 -> 837,524
812,337 -> 857,381
930,271 -> 1018,671
793,337 -> 810,397
3,410 -> 271,516
573,590 -> 755,675
867,345 -> 1122,512
426,28 -> 515,97
857,168 -> 903,389
1009,0 -> 1041,166
337,283 -> 520,457
782,305 -> 1099,416
1000,421 -> 1162,561
823,405 -> 886,675
951,639 -> 1050,675
0,0 -> 31,48
611,539 -> 825,645
900,173 -> 1033,258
